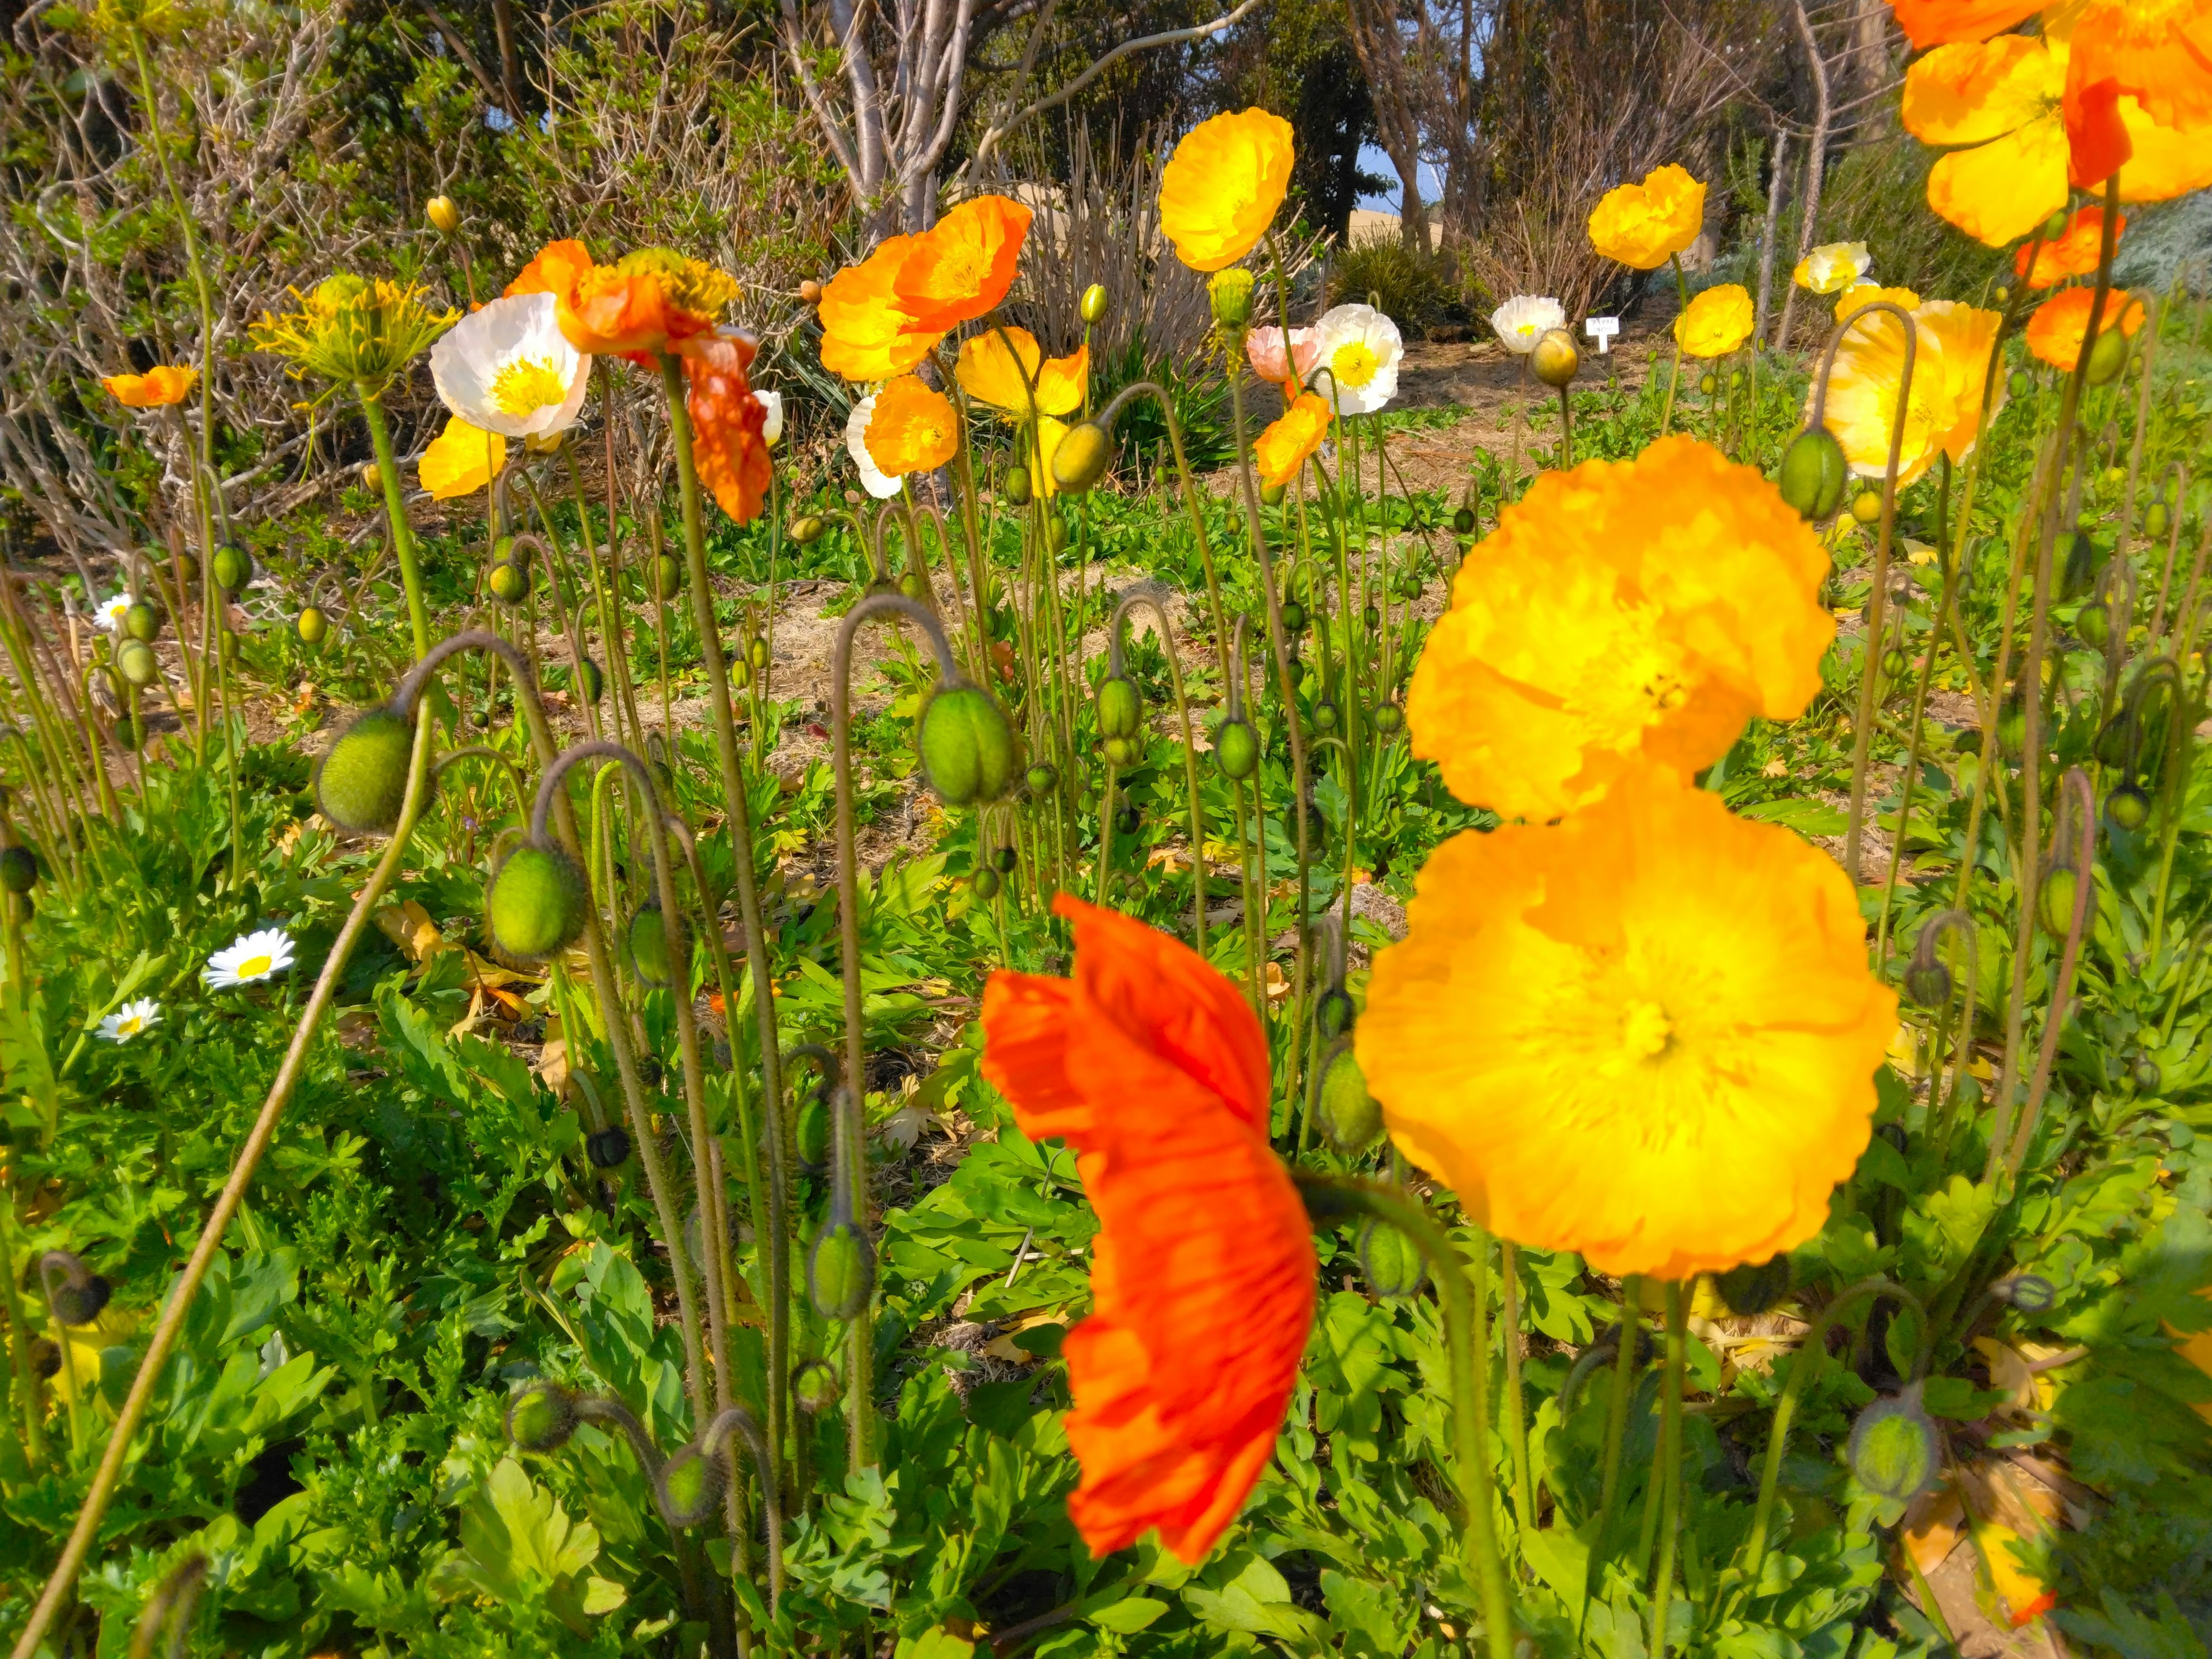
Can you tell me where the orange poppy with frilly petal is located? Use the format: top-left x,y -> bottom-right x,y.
1253,392 -> 1332,490
892,196 -> 1031,335
2067,0 -> 2212,134
556,248 -> 737,362
2024,285 -> 2145,369
980,895 -> 1316,1563
2015,206 -> 2124,288
683,332 -> 771,524
865,374 -> 960,477
506,239 -> 593,306
956,327 -> 1088,418
819,236 -> 940,384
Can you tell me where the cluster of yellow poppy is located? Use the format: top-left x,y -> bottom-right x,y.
1374,430 -> 1898,1281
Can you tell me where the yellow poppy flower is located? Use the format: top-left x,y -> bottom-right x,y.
1252,391 -> 1331,489
1835,283 -> 1922,323
1586,164 -> 1706,271
1357,767 -> 1896,1282
419,414 -> 505,499
1793,241 -> 1873,295
1406,435 -> 1832,821
1673,284 -> 1754,358
1904,35 -> 2071,247
865,374 -> 960,477
956,327 -> 1088,417
1817,299 -> 2002,484
102,363 -> 198,408
1158,109 -> 1296,273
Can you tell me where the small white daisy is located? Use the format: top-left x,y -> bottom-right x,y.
96,593 -> 132,632
203,927 -> 296,989
97,998 -> 161,1043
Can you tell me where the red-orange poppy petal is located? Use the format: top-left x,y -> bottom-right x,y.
2014,206 -> 2124,288
980,894 -> 1315,1564
892,195 -> 1032,334
683,333 -> 772,525
2065,75 -> 2134,189
2068,0 -> 2212,133
1887,0 -> 2042,49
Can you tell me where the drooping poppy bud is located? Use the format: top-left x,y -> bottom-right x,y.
315,708 -> 417,835
2104,783 -> 2150,834
791,1357 -> 840,1414
1778,427 -> 1848,522
808,1219 -> 874,1320
1096,674 -> 1142,741
657,1442 -> 729,1528
626,903 -> 673,987
297,606 -> 329,646
2131,1057 -> 2162,1096
2037,863 -> 2080,938
124,601 -> 160,643
0,846 -> 37,894
1025,760 -> 1058,797
972,866 -> 1001,900
506,1382 -> 580,1452
426,195 -> 461,235
489,844 -> 591,960
1992,1273 -> 2056,1313
585,1126 -> 631,1169
1847,1387 -> 1939,1501
1313,987 -> 1355,1040
116,640 -> 158,688
212,544 -> 253,594
790,514 -> 824,544
39,1251 -> 111,1327
1002,464 -> 1032,506
1051,422 -> 1113,495
1214,715 -> 1259,781
489,560 -> 531,605
1316,1043 -> 1380,1152
1358,1217 -> 1425,1298
917,681 -> 1018,807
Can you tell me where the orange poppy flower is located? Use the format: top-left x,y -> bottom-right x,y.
955,327 -> 1088,418
819,236 -> 940,384
980,894 -> 1315,1563
865,374 -> 960,477
103,364 -> 198,408
556,248 -> 737,362
2024,285 -> 2145,369
2014,206 -> 2124,288
892,195 -> 1031,335
683,332 -> 772,524
1887,0 -> 2041,48
2067,0 -> 2212,134
506,239 -> 593,305
1253,391 -> 1332,490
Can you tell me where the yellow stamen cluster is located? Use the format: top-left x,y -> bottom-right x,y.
490,355 -> 569,416
251,276 -> 456,398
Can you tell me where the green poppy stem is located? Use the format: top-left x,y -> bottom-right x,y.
1647,1283 -> 1687,1659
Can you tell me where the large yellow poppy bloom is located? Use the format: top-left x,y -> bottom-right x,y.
1817,299 -> 2002,484
1158,109 -> 1295,273
1586,165 -> 1706,271
1357,767 -> 1897,1282
1406,435 -> 1832,821
1673,284 -> 1754,358
1835,283 -> 1922,323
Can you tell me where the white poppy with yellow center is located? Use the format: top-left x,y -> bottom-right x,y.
429,291 -> 589,441
845,394 -> 903,499
203,927 -> 295,989
1490,295 -> 1566,355
1308,302 -> 1404,415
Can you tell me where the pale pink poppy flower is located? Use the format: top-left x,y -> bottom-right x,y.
1246,325 -> 1319,385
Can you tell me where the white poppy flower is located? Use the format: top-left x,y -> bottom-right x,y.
203,927 -> 296,989
1794,242 -> 1873,297
1308,303 -> 1404,415
846,395 -> 903,499
429,292 -> 589,442
96,593 -> 132,632
97,998 -> 160,1043
1490,296 -> 1566,355
755,389 -> 784,446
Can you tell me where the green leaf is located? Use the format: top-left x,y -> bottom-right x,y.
1085,1594 -> 1168,1634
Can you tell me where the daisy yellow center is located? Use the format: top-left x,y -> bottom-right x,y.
117,1014 -> 145,1035
490,357 -> 568,416
236,953 -> 273,978
1331,340 -> 1380,389
1621,999 -> 1673,1060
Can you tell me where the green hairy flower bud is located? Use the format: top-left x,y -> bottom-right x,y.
1357,1218 -> 1425,1299
1050,422 -> 1113,495
1847,1387 -> 1939,1501
506,1383 -> 580,1453
297,606 -> 329,646
2104,783 -> 2150,834
1778,427 -> 1848,522
1214,714 -> 1260,782
116,639 -> 158,688
1001,465 -> 1032,506
489,561 -> 531,605
790,514 -> 824,545
1080,283 -> 1109,325
1025,761 -> 1058,797
2036,862 -> 2080,939
212,544 -> 253,595
315,708 -> 416,835
123,601 -> 160,643
657,1443 -> 729,1529
1209,268 -> 1255,334
488,844 -> 591,960
808,1219 -> 874,1320
626,903 -> 673,987
0,846 -> 38,894
585,1126 -> 631,1169
1316,1044 -> 1381,1152
792,1357 -> 841,1414
917,681 -> 1018,807
1096,674 -> 1142,741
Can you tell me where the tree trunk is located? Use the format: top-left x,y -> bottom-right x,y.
1344,3 -> 1433,253
1753,128 -> 1790,349
1774,0 -> 1831,351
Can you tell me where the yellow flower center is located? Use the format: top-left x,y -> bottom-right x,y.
1622,999 -> 1673,1060
490,356 -> 569,416
1331,340 -> 1380,389
118,1015 -> 143,1035
236,954 -> 272,978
